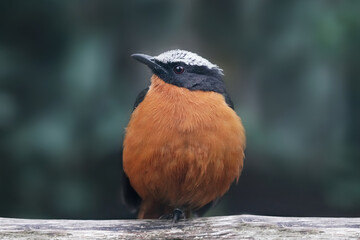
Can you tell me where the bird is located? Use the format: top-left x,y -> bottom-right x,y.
121,49 -> 245,222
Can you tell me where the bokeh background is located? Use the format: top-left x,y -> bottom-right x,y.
0,0 -> 359,219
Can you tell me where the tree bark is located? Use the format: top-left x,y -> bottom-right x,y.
1,215 -> 359,239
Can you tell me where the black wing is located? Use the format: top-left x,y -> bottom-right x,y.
121,87 -> 149,213
133,87 -> 149,110
120,164 -> 141,212
223,91 -> 234,109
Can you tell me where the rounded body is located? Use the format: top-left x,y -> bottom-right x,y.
123,76 -> 245,218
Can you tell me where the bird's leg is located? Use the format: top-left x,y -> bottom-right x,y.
172,208 -> 185,223
159,208 -> 185,223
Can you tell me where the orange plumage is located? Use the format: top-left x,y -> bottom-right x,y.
123,75 -> 245,219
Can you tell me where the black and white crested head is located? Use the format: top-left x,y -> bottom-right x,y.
131,49 -> 233,108
153,49 -> 223,75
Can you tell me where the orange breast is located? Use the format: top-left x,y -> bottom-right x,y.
123,75 -> 245,209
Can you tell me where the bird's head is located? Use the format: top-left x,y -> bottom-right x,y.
131,49 -> 225,93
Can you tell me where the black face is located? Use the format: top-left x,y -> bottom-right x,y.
154,60 -> 227,94
131,53 -> 226,95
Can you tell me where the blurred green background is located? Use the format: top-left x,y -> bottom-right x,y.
0,0 -> 359,219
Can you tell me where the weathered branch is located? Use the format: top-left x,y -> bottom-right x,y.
1,215 -> 359,239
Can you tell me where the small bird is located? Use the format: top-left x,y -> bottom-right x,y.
122,49 -> 245,222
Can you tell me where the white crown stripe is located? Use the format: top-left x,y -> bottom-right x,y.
154,49 -> 223,74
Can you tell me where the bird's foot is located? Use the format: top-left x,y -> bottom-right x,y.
159,208 -> 185,223
172,208 -> 185,223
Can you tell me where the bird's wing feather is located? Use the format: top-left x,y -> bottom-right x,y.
120,166 -> 142,212
133,87 -> 150,110
222,91 -> 234,109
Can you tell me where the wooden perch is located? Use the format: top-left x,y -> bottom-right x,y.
1,214 -> 359,239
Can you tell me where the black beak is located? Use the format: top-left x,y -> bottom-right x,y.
131,53 -> 167,75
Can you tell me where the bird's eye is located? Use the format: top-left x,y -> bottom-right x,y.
173,65 -> 184,74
